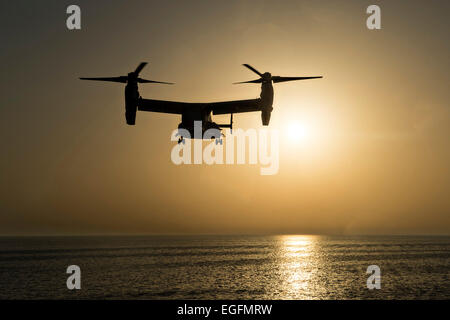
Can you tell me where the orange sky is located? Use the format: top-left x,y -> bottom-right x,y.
0,0 -> 449,235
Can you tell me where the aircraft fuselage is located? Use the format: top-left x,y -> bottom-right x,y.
178,110 -> 222,139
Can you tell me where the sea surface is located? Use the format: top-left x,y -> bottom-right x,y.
0,235 -> 449,299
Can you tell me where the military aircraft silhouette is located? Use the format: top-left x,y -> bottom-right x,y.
80,62 -> 322,143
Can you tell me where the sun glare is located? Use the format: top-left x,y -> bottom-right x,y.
286,121 -> 312,145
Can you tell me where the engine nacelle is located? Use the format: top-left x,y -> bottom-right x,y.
125,82 -> 139,125
261,108 -> 272,126
125,103 -> 137,125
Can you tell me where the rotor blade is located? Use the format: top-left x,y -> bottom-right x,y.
242,64 -> 263,77
272,76 -> 323,83
79,76 -> 128,83
137,78 -> 174,84
233,79 -> 263,84
134,62 -> 148,75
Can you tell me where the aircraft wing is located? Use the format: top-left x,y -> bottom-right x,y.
209,98 -> 262,115
138,98 -> 262,115
138,98 -> 204,114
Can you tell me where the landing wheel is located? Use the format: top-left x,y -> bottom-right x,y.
178,137 -> 185,144
215,138 -> 223,145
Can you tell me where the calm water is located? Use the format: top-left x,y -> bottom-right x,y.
0,235 -> 449,299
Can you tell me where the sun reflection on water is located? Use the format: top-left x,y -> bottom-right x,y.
277,235 -> 321,299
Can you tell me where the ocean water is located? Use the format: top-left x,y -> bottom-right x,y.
0,235 -> 449,299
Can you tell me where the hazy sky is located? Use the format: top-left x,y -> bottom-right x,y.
1,0 -> 449,235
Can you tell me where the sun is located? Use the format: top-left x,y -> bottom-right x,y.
286,121 -> 312,145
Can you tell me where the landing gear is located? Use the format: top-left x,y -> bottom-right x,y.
215,137 -> 223,145
178,137 -> 185,144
